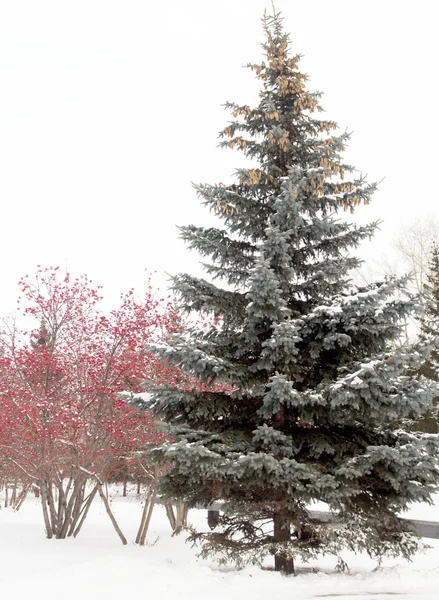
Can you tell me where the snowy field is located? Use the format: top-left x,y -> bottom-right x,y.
1,487 -> 439,600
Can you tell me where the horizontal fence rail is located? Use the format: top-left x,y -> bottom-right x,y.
204,502 -> 439,540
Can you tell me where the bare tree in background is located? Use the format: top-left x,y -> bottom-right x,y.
354,215 -> 439,345
394,216 -> 439,295
391,216 -> 439,343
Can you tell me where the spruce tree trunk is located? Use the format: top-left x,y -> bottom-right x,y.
273,512 -> 294,575
175,503 -> 189,532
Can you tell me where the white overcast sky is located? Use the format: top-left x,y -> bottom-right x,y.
0,0 -> 437,313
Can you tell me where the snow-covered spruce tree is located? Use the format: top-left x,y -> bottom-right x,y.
410,244 -> 439,433
141,12 -> 439,573
421,245 -> 439,367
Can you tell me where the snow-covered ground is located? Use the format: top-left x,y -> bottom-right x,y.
1,487 -> 439,600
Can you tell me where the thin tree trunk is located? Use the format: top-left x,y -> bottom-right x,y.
273,512 -> 294,575
67,488 -> 82,536
57,475 -> 73,532
138,488 -> 156,546
68,482 -> 87,536
73,484 -> 99,538
59,481 -> 83,538
13,485 -> 30,511
123,481 -> 127,497
40,481 -> 53,539
164,502 -> 176,531
11,483 -> 17,506
135,487 -> 154,544
97,484 -> 127,545
46,481 -> 59,535
56,481 -> 66,532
